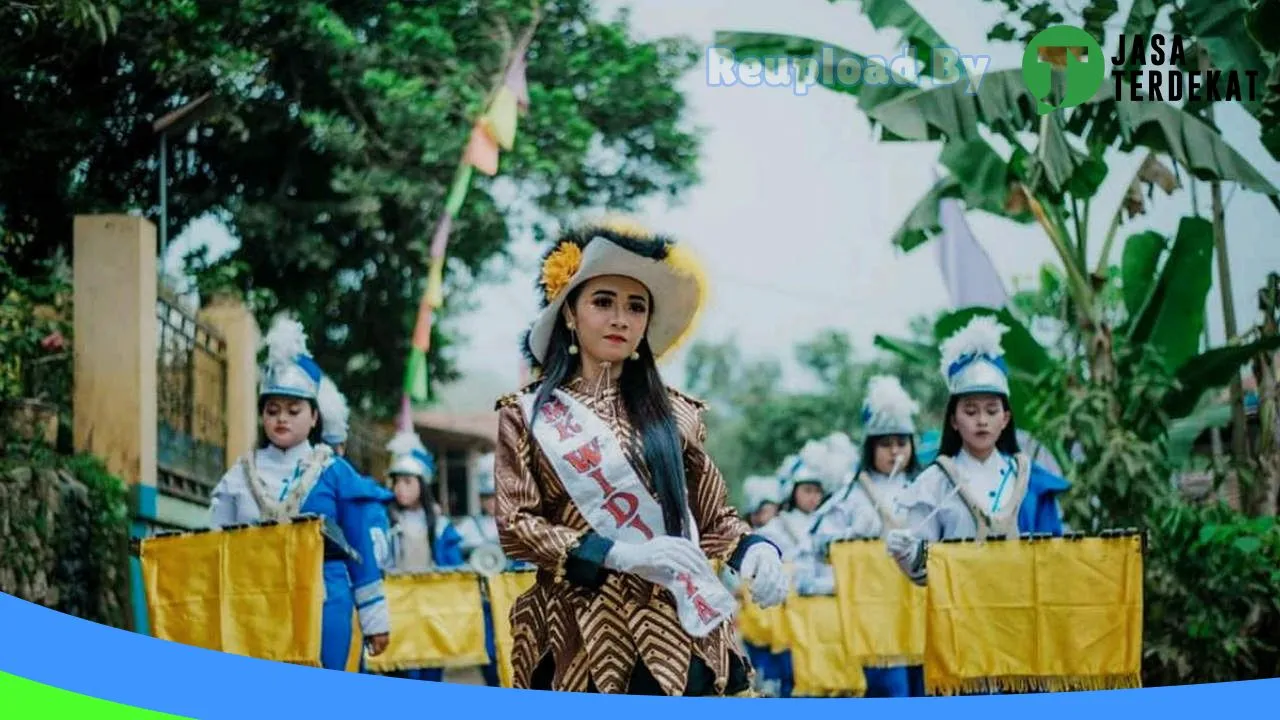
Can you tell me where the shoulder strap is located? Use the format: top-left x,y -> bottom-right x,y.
932,456 -> 996,543
281,445 -> 334,517
240,453 -> 274,520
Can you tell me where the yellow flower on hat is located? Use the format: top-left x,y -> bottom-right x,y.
540,241 -> 582,301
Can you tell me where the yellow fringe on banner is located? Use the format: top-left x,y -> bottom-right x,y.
140,520 -> 327,667
486,570 -> 537,688
924,535 -> 1144,695
927,673 -> 1144,697
828,539 -> 926,668
782,594 -> 867,698
365,572 -> 489,673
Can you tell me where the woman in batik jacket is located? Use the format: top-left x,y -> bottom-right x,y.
493,218 -> 788,696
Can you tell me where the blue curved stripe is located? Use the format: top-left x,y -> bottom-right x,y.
0,592 -> 1275,716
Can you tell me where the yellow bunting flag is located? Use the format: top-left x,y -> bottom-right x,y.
365,572 -> 489,674
924,535 -> 1144,695
481,85 -> 519,150
425,255 -> 446,308
140,519 -> 327,667
828,539 -> 926,669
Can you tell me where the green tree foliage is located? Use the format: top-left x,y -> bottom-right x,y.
684,319 -> 948,500
2,0 -> 702,413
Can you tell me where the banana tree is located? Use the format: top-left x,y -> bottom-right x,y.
875,218 -> 1280,464
716,0 -> 1280,381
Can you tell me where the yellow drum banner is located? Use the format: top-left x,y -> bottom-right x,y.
736,590 -> 783,651
924,534 -> 1144,695
782,593 -> 867,697
140,519 -> 326,666
365,571 -> 489,673
486,570 -> 537,688
829,538 -> 925,668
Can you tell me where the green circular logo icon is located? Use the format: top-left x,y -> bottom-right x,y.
1022,25 -> 1106,114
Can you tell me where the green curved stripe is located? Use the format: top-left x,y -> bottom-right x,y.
0,671 -> 190,718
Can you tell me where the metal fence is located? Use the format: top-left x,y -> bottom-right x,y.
155,296 -> 227,504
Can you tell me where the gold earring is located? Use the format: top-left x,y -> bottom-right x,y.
569,328 -> 579,355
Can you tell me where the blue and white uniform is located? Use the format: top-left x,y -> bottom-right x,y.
811,375 -> 925,697
378,429 -> 465,683
209,316 -> 390,672
754,435 -> 854,698
723,474 -> 784,697
887,316 -> 1070,587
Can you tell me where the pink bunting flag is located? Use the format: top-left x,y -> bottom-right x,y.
504,52 -> 530,110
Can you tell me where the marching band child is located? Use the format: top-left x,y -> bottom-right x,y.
379,429 -> 465,682
886,316 -> 1070,585
810,374 -> 925,697
208,315 -> 391,671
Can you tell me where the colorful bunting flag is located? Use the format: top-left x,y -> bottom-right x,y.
444,166 -> 473,217
505,53 -> 530,110
399,19 -> 539,416
405,347 -> 430,404
481,85 -> 519,150
463,122 -> 499,176
396,394 -> 414,433
425,255 -> 446,307
411,295 -> 433,351
429,213 -> 453,259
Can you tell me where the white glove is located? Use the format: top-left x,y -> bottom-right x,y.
885,529 -> 927,584
885,528 -> 921,562
602,535 -> 708,585
739,542 -> 787,608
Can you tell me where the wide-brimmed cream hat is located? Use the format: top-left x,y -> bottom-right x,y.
521,217 -> 708,370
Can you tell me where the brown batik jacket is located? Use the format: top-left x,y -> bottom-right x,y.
493,375 -> 774,695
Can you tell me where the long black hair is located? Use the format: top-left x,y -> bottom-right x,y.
256,395 -> 325,448
530,285 -> 691,538
388,474 -> 438,563
859,434 -> 921,476
938,394 -> 1020,458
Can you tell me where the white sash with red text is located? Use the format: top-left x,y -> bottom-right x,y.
519,388 -> 736,639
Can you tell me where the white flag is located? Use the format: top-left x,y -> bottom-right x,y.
935,181 -> 1008,309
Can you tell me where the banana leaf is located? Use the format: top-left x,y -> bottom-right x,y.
711,31 -> 917,113
889,174 -> 963,251
1167,401 -> 1232,465
1066,81 -> 1280,201
1126,217 -> 1214,372
1182,0 -> 1270,119
858,67 -> 1277,202
832,0 -> 956,79
873,333 -> 940,366
888,140 -> 1035,250
1164,334 -> 1280,418
1119,230 -> 1168,320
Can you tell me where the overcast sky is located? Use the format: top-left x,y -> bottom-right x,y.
166,0 -> 1280,412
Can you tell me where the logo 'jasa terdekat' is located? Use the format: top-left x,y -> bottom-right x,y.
1022,25 -> 1263,113
1111,33 -> 1262,103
